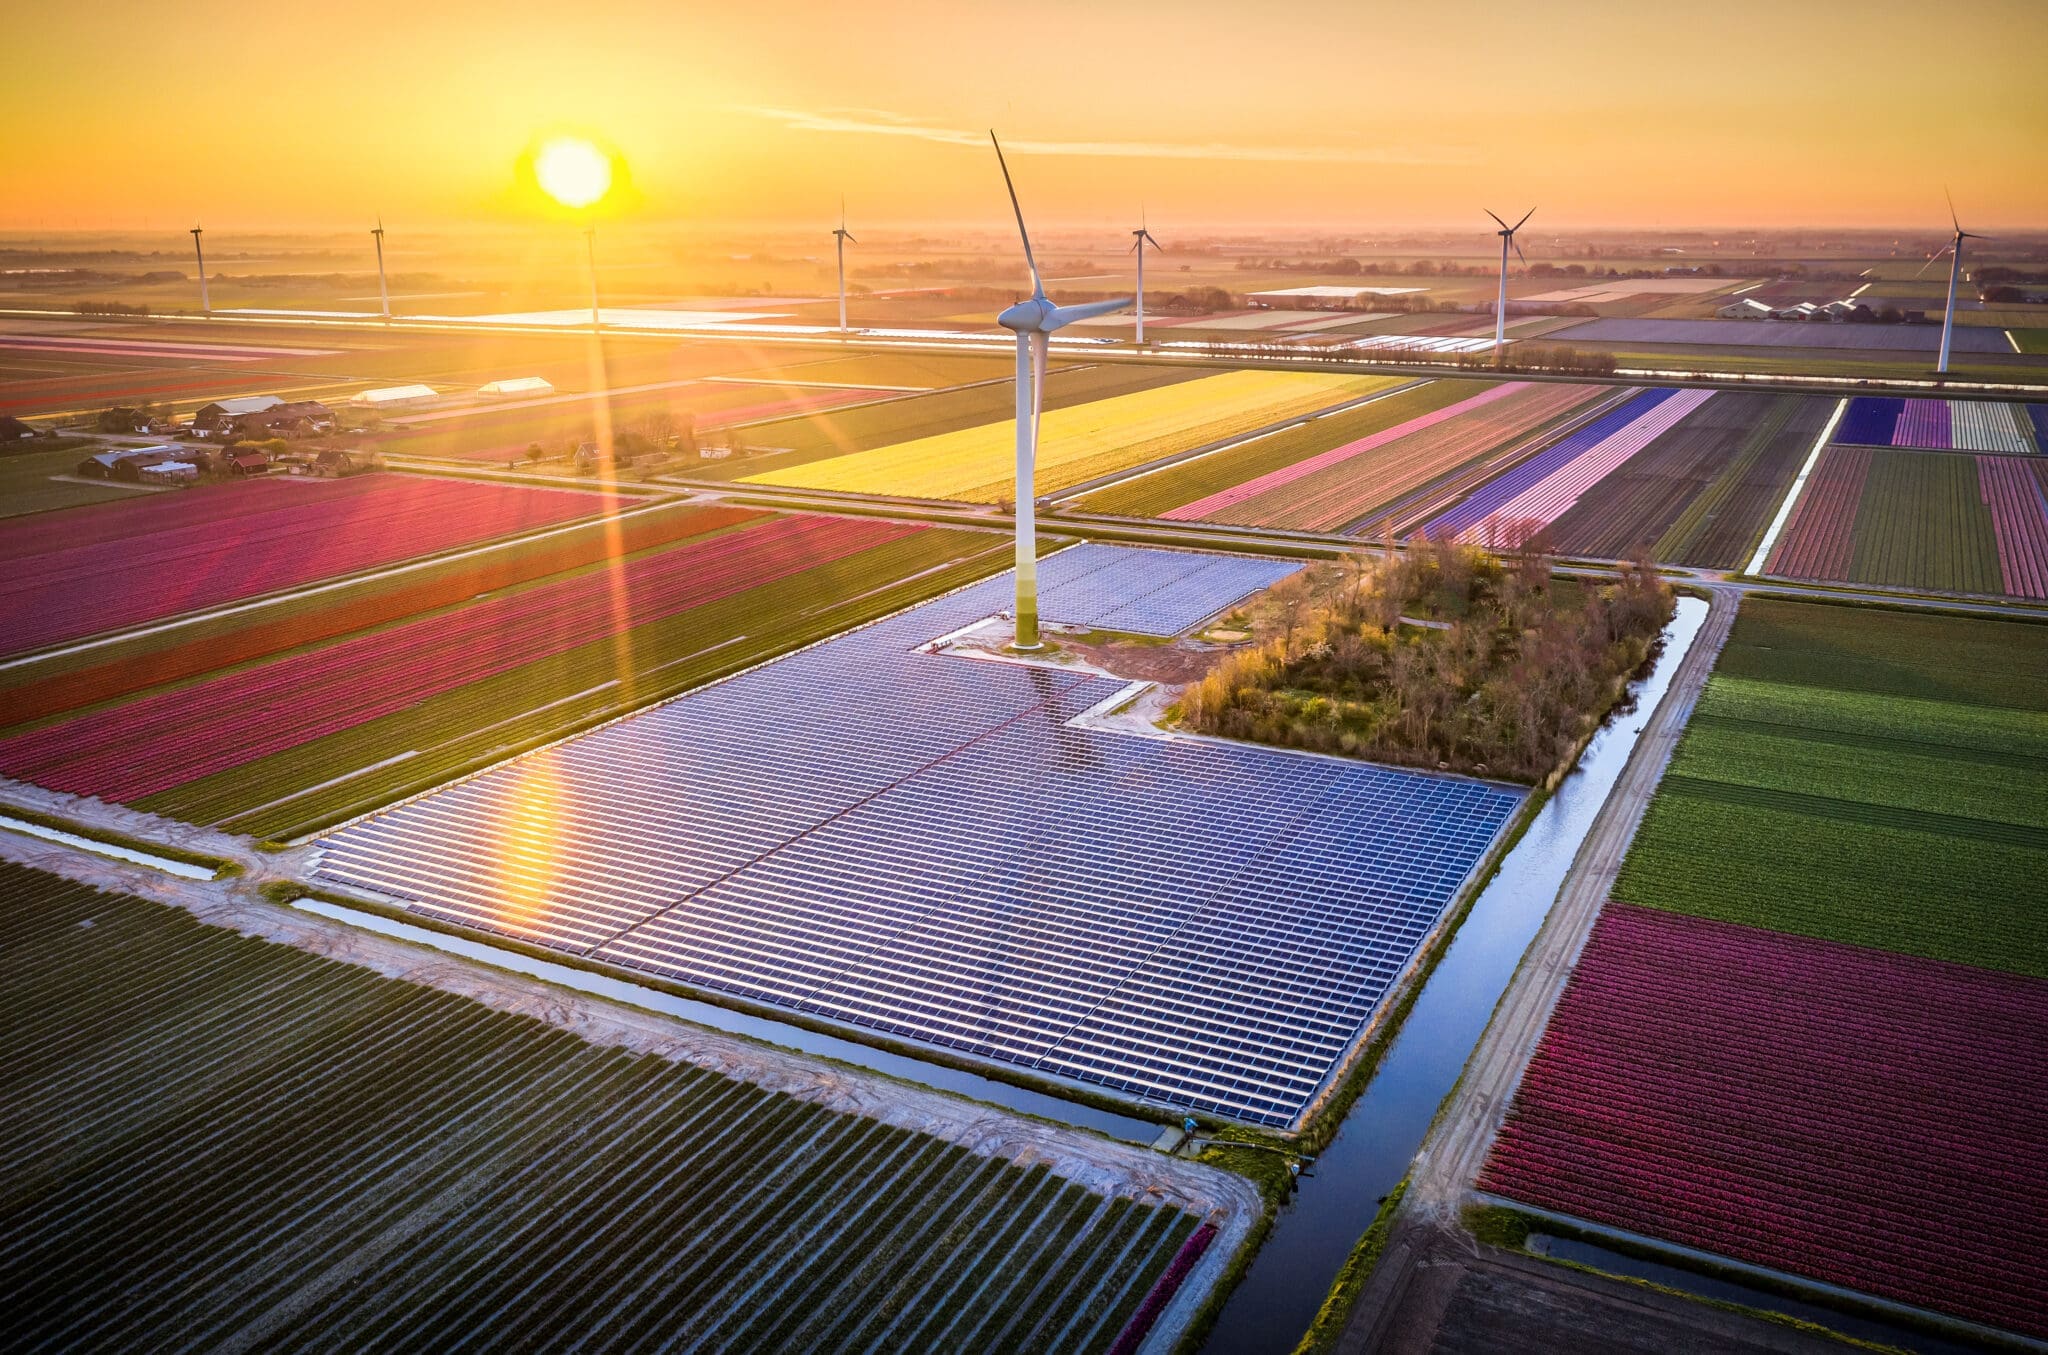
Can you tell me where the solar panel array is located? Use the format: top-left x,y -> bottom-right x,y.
313,546 -> 1524,1126
1034,544 -> 1300,636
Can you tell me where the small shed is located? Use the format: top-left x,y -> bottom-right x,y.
226,451 -> 272,476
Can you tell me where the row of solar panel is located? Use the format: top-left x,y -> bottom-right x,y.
317,545 -> 1522,1124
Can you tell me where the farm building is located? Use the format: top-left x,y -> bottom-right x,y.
351,384 -> 438,409
225,451 -> 272,476
138,461 -> 201,485
478,376 -> 554,398
76,446 -> 180,480
0,416 -> 36,442
1717,298 -> 1775,320
228,400 -> 335,439
191,396 -> 284,435
1247,284 -> 1426,311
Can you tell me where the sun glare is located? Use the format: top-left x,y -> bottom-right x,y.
535,137 -> 613,209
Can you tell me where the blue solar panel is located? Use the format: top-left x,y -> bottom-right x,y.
1036,544 -> 1299,636
313,545 -> 1525,1126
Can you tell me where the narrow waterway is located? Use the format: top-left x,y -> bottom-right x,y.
291,897 -> 1162,1144
1198,595 -> 1711,1354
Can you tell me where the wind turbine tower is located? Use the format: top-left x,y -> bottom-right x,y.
990,133 -> 1131,649
189,225 -> 210,315
1487,208 -> 1534,355
371,217 -> 391,322
584,227 -> 601,331
833,201 -> 857,332
1130,215 -> 1162,344
1930,193 -> 1984,376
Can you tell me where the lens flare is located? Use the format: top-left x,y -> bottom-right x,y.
535,137 -> 613,209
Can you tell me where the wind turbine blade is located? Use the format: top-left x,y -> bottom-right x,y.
1911,243 -> 1954,280
1513,206 -> 1536,232
1485,209 -> 1509,231
990,131 -> 1042,297
1046,296 -> 1133,330
844,233 -> 858,245
1144,231 -> 1162,253
1945,186 -> 1960,234
1514,239 -> 1528,268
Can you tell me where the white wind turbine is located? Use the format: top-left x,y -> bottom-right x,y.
1487,207 -> 1534,355
1130,213 -> 1162,344
833,200 -> 857,332
1917,192 -> 1986,376
189,224 -> 210,315
371,215 -> 391,322
991,132 -> 1131,649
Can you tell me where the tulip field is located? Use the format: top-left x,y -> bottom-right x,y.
695,362 -> 1196,481
0,862 -> 1205,1353
1480,904 -> 2048,1341
1763,445 -> 2048,598
1833,396 -> 2040,455
1130,380 -> 1606,533
0,473 -> 616,657
1424,388 -> 1716,545
1541,393 -> 1832,566
0,500 -> 759,727
1616,598 -> 2048,977
742,369 -> 1401,502
0,517 -> 1014,840
1481,597 -> 2048,1342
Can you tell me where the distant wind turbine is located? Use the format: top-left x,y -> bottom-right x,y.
189,224 -> 209,315
1487,207 -> 1534,355
371,215 -> 391,322
584,227 -> 601,331
833,200 -> 857,332
991,132 -> 1131,649
1130,212 -> 1162,344
1915,191 -> 1985,376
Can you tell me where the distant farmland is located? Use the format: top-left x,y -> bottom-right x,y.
0,862 -> 1219,1353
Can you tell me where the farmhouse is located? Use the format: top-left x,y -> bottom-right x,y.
191,396 -> 284,435
225,451 -> 272,476
0,415 -> 36,441
77,446 -> 179,480
229,400 -> 335,439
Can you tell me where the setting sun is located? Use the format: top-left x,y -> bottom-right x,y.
534,136 -> 612,209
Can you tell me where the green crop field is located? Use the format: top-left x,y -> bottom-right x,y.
0,444 -> 153,519
1074,377 -> 1486,519
1844,448 -> 2005,595
691,361 -> 1193,482
1616,599 -> 2048,977
0,862 -> 1195,1352
744,370 -> 1401,503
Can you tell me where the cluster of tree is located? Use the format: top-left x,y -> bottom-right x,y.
1235,258 -> 1495,277
72,300 -> 151,316
1976,267 -> 2048,285
1181,539 -> 1671,783
93,404 -> 169,433
1526,262 -> 1731,279
1452,344 -> 1617,376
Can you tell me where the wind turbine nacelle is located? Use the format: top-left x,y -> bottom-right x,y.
998,297 -> 1058,333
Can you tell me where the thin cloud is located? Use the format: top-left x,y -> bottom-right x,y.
738,106 -> 1472,166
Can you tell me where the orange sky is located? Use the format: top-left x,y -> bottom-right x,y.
4,0 -> 2044,232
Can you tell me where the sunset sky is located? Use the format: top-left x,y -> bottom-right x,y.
5,0 -> 2044,232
